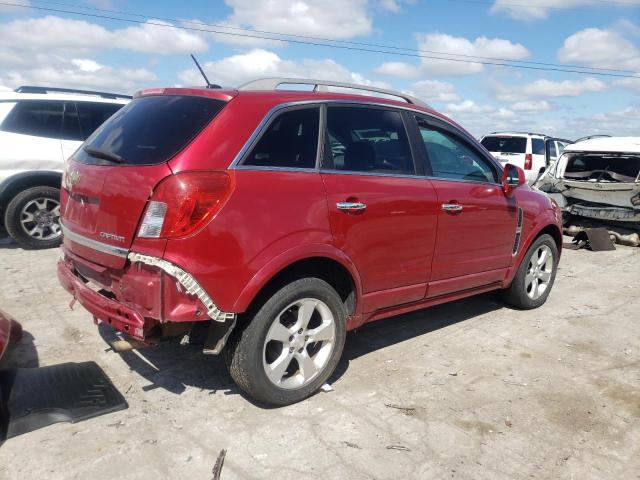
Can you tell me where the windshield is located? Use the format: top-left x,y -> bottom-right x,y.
73,95 -> 226,166
481,136 -> 527,154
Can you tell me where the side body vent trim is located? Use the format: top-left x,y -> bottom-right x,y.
512,207 -> 524,256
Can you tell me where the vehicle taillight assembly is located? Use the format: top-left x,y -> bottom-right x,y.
524,153 -> 533,170
138,171 -> 233,239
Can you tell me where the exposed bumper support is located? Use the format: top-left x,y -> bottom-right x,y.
127,253 -> 235,323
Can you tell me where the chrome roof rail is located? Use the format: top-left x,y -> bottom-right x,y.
238,77 -> 429,108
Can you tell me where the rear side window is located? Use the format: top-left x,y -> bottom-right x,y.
74,95 -> 225,166
243,107 -> 320,169
77,102 -> 123,139
1,100 -> 64,139
480,136 -> 526,153
548,140 -> 557,158
532,138 -> 545,155
324,106 -> 414,175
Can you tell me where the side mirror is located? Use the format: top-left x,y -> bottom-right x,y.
502,163 -> 526,194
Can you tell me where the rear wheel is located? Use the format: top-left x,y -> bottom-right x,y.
502,234 -> 558,309
225,278 -> 346,406
4,186 -> 62,250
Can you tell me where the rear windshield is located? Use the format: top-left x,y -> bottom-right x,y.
74,95 -> 226,166
481,136 -> 527,153
564,153 -> 640,183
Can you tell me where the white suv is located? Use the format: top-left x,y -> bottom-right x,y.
480,132 -> 571,184
0,86 -> 129,249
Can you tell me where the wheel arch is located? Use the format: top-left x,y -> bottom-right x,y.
233,247 -> 362,319
0,171 -> 62,212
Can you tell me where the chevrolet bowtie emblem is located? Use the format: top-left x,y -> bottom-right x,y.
68,170 -> 81,186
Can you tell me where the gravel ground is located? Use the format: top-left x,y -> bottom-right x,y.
0,235 -> 638,480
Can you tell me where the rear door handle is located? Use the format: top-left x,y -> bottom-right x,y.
441,203 -> 463,212
337,202 -> 367,213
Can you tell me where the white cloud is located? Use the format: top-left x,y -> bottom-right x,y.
0,0 -> 29,12
522,78 -> 607,97
374,61 -> 420,79
0,16 -> 207,63
373,33 -> 529,78
566,105 -> 640,137
177,49 -> 385,89
213,0 -> 372,47
379,0 -> 401,12
490,0 -> 640,21
511,100 -> 552,112
113,20 -> 208,54
416,33 -> 529,76
558,27 -> 640,71
1,58 -> 157,93
614,77 -> 640,91
444,100 -> 493,114
494,77 -> 607,102
407,79 -> 459,103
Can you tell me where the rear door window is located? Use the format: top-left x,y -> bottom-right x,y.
547,140 -> 557,158
242,107 -> 320,169
323,106 -> 415,175
0,100 -> 64,139
480,136 -> 526,153
75,95 -> 226,166
532,138 -> 545,155
76,102 -> 124,140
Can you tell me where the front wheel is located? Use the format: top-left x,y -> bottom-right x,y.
502,234 -> 559,309
4,186 -> 62,250
224,278 -> 347,406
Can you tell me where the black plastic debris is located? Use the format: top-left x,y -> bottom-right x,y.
567,228 -> 616,251
0,361 -> 128,440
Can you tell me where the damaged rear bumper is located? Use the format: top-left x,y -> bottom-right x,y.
57,247 -> 236,349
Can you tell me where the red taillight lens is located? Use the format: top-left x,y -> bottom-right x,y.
524,153 -> 533,170
138,171 -> 233,239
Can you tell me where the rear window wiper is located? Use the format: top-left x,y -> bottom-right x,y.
83,146 -> 123,164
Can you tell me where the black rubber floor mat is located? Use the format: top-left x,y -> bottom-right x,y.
0,361 -> 128,439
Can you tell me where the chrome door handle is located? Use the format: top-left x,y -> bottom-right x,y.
337,202 -> 367,212
441,203 -> 463,212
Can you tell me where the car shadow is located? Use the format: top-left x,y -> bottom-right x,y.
2,330 -> 39,369
98,292 -> 504,407
0,234 -> 19,250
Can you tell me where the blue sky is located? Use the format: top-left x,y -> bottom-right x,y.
0,0 -> 639,138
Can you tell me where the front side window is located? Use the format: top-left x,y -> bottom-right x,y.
243,107 -> 320,169
0,100 -> 64,139
417,120 -> 497,183
324,106 -> 414,175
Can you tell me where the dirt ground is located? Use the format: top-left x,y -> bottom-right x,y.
0,235 -> 638,480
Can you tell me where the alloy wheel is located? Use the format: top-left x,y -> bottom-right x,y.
525,245 -> 554,300
262,298 -> 336,389
19,197 -> 61,241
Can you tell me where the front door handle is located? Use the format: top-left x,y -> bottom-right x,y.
441,203 -> 463,212
337,202 -> 367,213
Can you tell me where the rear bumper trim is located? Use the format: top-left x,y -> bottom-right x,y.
61,223 -> 129,258
128,253 -> 235,323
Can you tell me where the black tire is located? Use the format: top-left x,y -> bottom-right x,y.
502,234 -> 559,309
4,186 -> 62,250
224,277 -> 347,406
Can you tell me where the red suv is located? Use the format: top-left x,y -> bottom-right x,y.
57,78 -> 562,405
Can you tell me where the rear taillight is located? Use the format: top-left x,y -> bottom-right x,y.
138,171 -> 233,239
524,153 -> 533,170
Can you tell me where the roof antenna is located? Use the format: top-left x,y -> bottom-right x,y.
190,54 -> 221,89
